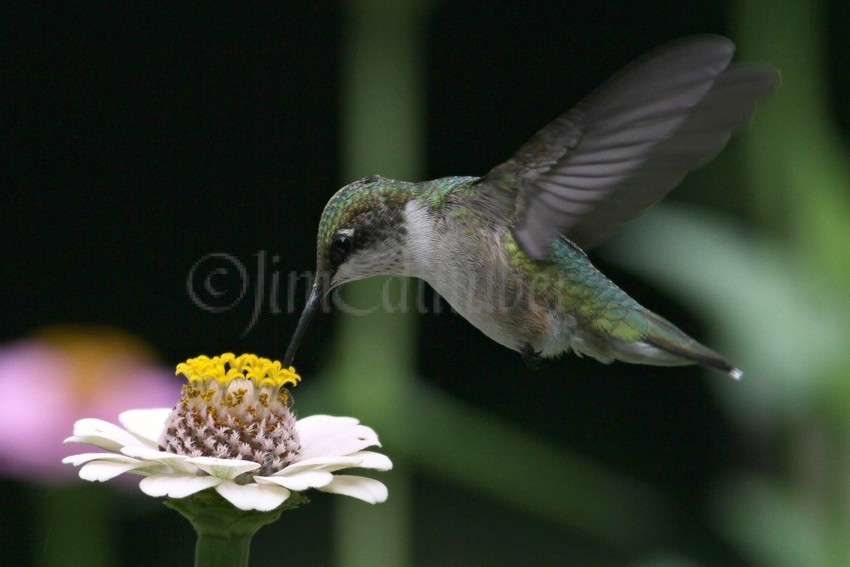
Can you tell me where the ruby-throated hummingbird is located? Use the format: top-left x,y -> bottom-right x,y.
283,36 -> 778,378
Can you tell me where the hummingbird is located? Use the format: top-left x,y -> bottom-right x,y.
283,35 -> 778,378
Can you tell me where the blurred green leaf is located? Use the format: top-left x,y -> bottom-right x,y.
604,205 -> 850,427
712,474 -> 830,567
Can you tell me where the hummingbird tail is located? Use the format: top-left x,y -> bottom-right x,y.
641,311 -> 742,379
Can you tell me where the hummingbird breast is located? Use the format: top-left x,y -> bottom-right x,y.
402,198 -> 564,354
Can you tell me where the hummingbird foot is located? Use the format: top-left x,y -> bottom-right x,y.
520,343 -> 545,369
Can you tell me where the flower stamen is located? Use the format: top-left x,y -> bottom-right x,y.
160,354 -> 302,474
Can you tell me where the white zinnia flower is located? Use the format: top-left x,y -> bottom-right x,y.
63,353 -> 392,511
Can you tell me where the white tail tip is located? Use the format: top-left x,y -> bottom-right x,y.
729,368 -> 743,380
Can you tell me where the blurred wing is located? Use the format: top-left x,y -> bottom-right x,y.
481,35 -> 779,258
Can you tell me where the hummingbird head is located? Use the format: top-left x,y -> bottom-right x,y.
283,175 -> 412,366
315,175 -> 412,288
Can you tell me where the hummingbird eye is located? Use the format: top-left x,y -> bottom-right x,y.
330,231 -> 355,266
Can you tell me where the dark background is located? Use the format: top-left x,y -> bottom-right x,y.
2,2 -> 847,565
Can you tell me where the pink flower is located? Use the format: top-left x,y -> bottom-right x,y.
0,327 -> 180,484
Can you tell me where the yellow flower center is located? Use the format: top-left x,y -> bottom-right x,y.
176,353 -> 300,406
161,353 -> 302,473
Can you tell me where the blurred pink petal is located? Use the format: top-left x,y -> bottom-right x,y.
0,328 -> 181,484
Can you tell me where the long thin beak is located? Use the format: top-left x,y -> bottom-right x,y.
283,283 -> 323,367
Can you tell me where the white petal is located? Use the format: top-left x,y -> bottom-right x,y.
121,446 -> 176,460
281,451 -> 391,474
64,418 -> 152,451
348,451 -> 393,471
119,408 -> 171,444
319,475 -> 388,504
139,474 -> 221,498
215,480 -> 290,511
257,469 -> 334,490
280,455 -> 363,475
78,460 -> 151,481
121,447 -> 198,473
63,452 -> 141,467
296,416 -> 381,460
186,456 -> 260,480
297,415 -> 360,429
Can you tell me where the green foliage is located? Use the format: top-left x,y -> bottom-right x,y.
607,0 -> 850,562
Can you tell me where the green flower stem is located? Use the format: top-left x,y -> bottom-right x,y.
165,490 -> 307,567
193,531 -> 252,567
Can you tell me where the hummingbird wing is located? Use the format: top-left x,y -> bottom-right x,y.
481,35 -> 779,258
